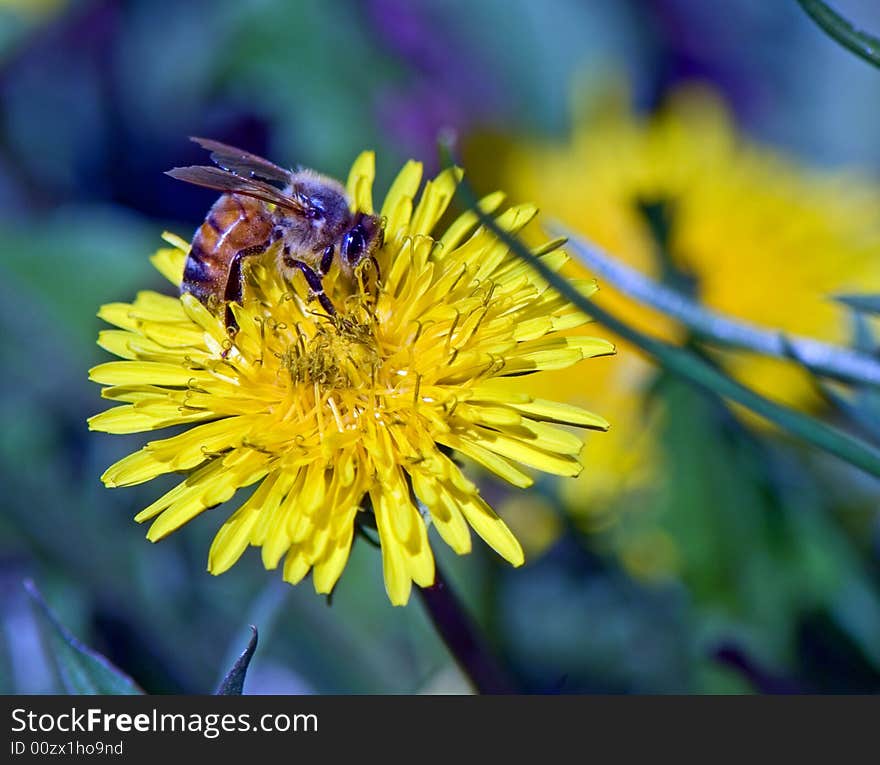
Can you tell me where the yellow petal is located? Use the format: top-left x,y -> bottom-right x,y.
409,469 -> 471,555
312,510 -> 357,594
282,548 -> 310,585
372,487 -> 413,606
468,426 -> 582,476
346,150 -> 375,213
508,418 -> 585,455
97,302 -> 138,331
409,166 -> 463,237
383,469 -> 415,545
145,417 -> 253,471
179,293 -> 228,347
87,404 -> 209,435
297,461 -> 329,516
455,404 -> 522,429
89,361 -> 211,388
437,433 -> 534,488
140,321 -> 206,349
438,191 -> 506,252
160,230 -> 191,252
102,449 -> 166,488
208,471 -> 283,574
99,385 -> 168,403
406,514 -> 435,588
251,469 -> 299,546
502,337 -> 615,374
453,487 -> 524,567
146,453 -> 265,541
150,245 -> 187,286
131,290 -> 189,319
509,398 -> 610,430
207,502 -> 261,575
381,159 -> 423,238
262,490 -> 295,569
97,330 -> 136,359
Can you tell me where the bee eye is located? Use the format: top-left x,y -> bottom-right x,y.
342,224 -> 367,264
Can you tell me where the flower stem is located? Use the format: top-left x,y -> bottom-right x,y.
418,562 -> 516,694
796,0 -> 880,70
549,219 -> 880,389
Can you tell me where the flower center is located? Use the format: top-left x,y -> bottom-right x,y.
281,314 -> 381,392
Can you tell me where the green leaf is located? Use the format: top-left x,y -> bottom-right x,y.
836,293 -> 880,316
849,310 -> 878,356
440,143 -> 880,480
24,580 -> 143,695
215,626 -> 258,695
593,305 -> 880,480
796,0 -> 880,69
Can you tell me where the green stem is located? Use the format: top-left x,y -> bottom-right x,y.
550,220 -> 880,388
417,562 -> 516,694
796,0 -> 880,68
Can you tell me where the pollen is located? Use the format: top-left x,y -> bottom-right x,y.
281,315 -> 379,392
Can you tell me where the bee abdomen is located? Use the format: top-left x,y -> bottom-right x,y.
181,239 -> 222,303
181,193 -> 273,306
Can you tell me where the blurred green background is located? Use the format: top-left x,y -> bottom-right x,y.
2,0 -> 880,694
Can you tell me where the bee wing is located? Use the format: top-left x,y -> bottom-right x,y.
190,136 -> 294,185
166,165 -> 308,213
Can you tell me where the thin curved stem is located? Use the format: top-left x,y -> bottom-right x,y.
417,563 -> 516,694
550,221 -> 880,389
796,0 -> 880,69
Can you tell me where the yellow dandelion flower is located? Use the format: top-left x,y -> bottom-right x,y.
88,152 -> 613,605
471,80 -> 880,518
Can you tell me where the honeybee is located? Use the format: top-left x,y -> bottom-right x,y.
166,137 -> 384,327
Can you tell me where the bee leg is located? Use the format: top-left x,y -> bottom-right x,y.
285,257 -> 336,316
319,244 -> 334,275
224,243 -> 269,331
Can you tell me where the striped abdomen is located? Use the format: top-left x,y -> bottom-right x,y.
182,193 -> 274,307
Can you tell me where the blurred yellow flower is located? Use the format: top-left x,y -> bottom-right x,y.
471,80 -> 880,567
88,152 -> 613,605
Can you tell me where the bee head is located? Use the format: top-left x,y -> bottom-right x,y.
341,213 -> 384,266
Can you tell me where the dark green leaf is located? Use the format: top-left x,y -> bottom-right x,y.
850,310 -> 878,356
796,0 -> 880,69
215,626 -> 258,695
24,580 -> 143,695
819,382 -> 880,444
836,293 -> 880,315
